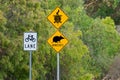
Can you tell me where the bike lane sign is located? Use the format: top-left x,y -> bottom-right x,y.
24,32 -> 37,51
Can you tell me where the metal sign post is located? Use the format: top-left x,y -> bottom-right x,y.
57,53 -> 60,80
47,7 -> 69,80
48,31 -> 68,80
24,32 -> 37,80
29,51 -> 32,80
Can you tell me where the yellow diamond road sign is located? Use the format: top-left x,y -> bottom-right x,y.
47,7 -> 68,29
48,31 -> 68,52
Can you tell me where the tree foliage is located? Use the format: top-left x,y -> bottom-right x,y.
84,0 -> 120,24
81,16 -> 120,79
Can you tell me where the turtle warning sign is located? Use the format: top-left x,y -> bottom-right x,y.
47,7 -> 68,29
48,30 -> 68,52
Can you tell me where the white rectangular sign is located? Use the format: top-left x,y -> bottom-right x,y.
24,32 -> 37,51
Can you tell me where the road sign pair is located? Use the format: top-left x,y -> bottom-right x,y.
47,7 -> 69,52
23,31 -> 68,52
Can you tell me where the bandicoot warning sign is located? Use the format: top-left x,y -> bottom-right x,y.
48,30 -> 68,52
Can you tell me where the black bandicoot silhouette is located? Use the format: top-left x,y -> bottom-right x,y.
54,10 -> 62,23
25,35 -> 36,42
53,36 -> 64,43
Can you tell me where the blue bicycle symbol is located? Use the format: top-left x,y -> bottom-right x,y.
25,35 -> 36,42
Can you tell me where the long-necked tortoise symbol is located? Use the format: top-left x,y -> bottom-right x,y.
54,10 -> 62,23
53,36 -> 64,43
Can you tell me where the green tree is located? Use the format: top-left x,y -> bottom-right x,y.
84,0 -> 120,24
82,17 -> 120,79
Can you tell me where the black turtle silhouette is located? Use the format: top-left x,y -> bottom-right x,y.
53,36 -> 64,43
54,10 -> 62,23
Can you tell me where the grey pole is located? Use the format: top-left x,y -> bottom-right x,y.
29,51 -> 32,80
57,53 -> 59,80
